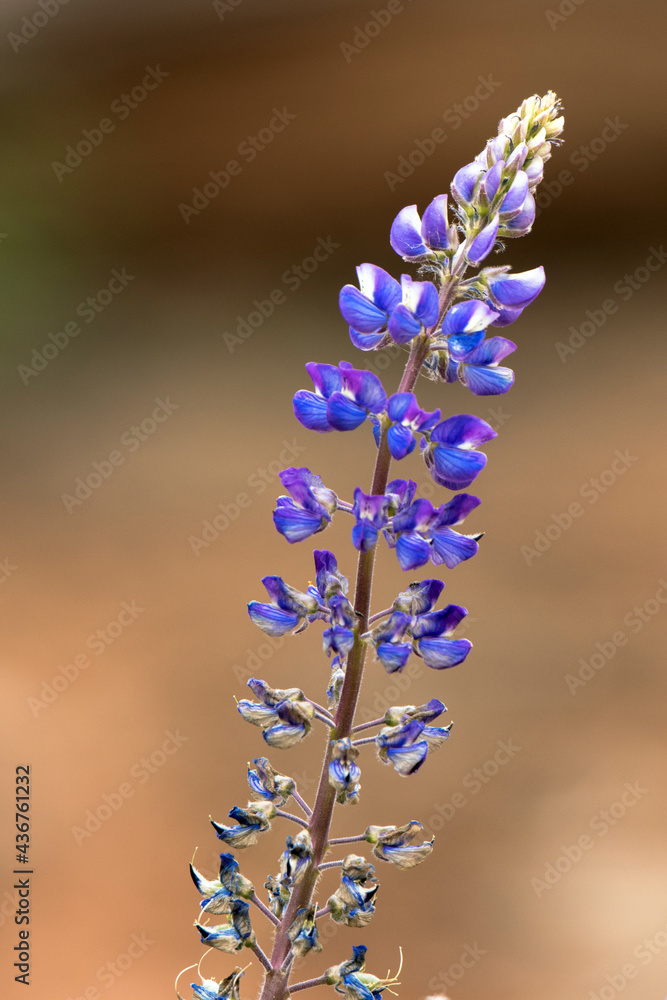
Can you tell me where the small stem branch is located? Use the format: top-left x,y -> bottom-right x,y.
309,702 -> 335,722
328,833 -> 367,846
250,942 -> 273,973
315,905 -> 331,919
351,718 -> 386,734
351,735 -> 377,747
289,976 -> 328,994
313,712 -> 335,729
368,607 -> 393,624
291,790 -> 312,818
274,809 -> 309,829
317,861 -> 343,871
251,892 -> 280,928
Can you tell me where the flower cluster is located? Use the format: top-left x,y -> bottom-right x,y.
178,91 -> 562,1000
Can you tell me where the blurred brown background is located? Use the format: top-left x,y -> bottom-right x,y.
1,1 -> 666,998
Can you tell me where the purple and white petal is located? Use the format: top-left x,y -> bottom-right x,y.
401,275 -> 439,327
464,336 -> 517,366
340,361 -> 388,413
349,326 -> 387,351
499,170 -> 529,216
376,642 -> 413,673
273,504 -> 327,543
388,304 -> 422,344
326,392 -> 368,432
463,364 -> 515,396
428,444 -> 488,490
480,161 -> 504,202
487,266 -> 545,307
442,300 -> 499,336
305,362 -> 342,398
248,602 -> 301,637
389,205 -> 428,259
411,604 -> 468,639
356,262 -> 403,313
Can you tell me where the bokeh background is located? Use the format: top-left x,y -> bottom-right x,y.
1,1 -> 666,998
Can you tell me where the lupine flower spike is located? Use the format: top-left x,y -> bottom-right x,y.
179,92 -> 563,1000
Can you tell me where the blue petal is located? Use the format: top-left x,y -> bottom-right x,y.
489,303 -> 524,327
388,303 -> 422,344
376,641 -> 412,673
412,604 -> 467,638
431,414 -> 497,449
467,214 -> 500,264
247,602 -> 300,636
293,390 -> 331,432
401,276 -> 439,327
390,205 -> 428,259
395,533 -> 431,571
349,326 -> 387,351
504,192 -> 535,234
421,194 -> 450,250
273,504 -> 326,543
326,392 -> 368,431
339,362 -> 388,413
387,392 -> 418,423
387,424 -> 416,460
339,285 -> 388,333
352,521 -> 379,552
429,444 -> 487,490
464,336 -> 516,366
430,528 -> 479,568
305,362 -> 342,398
463,364 -> 515,396
417,637 -> 472,669
447,330 -> 486,360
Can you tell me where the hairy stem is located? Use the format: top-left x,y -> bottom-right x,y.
258,337 -> 430,1000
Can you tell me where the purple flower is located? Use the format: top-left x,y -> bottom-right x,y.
389,195 -> 452,260
384,392 -> 441,460
365,821 -> 434,869
365,611 -> 413,673
375,717 -> 452,775
293,361 -> 387,432
248,576 -> 320,637
273,467 -> 338,543
386,493 -> 482,571
338,263 -> 402,349
499,170 -> 529,220
447,336 -> 517,396
352,489 -> 389,552
410,603 -> 472,669
329,738 -> 361,805
423,414 -> 497,490
441,300 -> 500,357
323,593 -> 356,657
500,192 -> 536,238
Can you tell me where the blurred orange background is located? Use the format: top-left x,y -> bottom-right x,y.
1,1 -> 666,999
